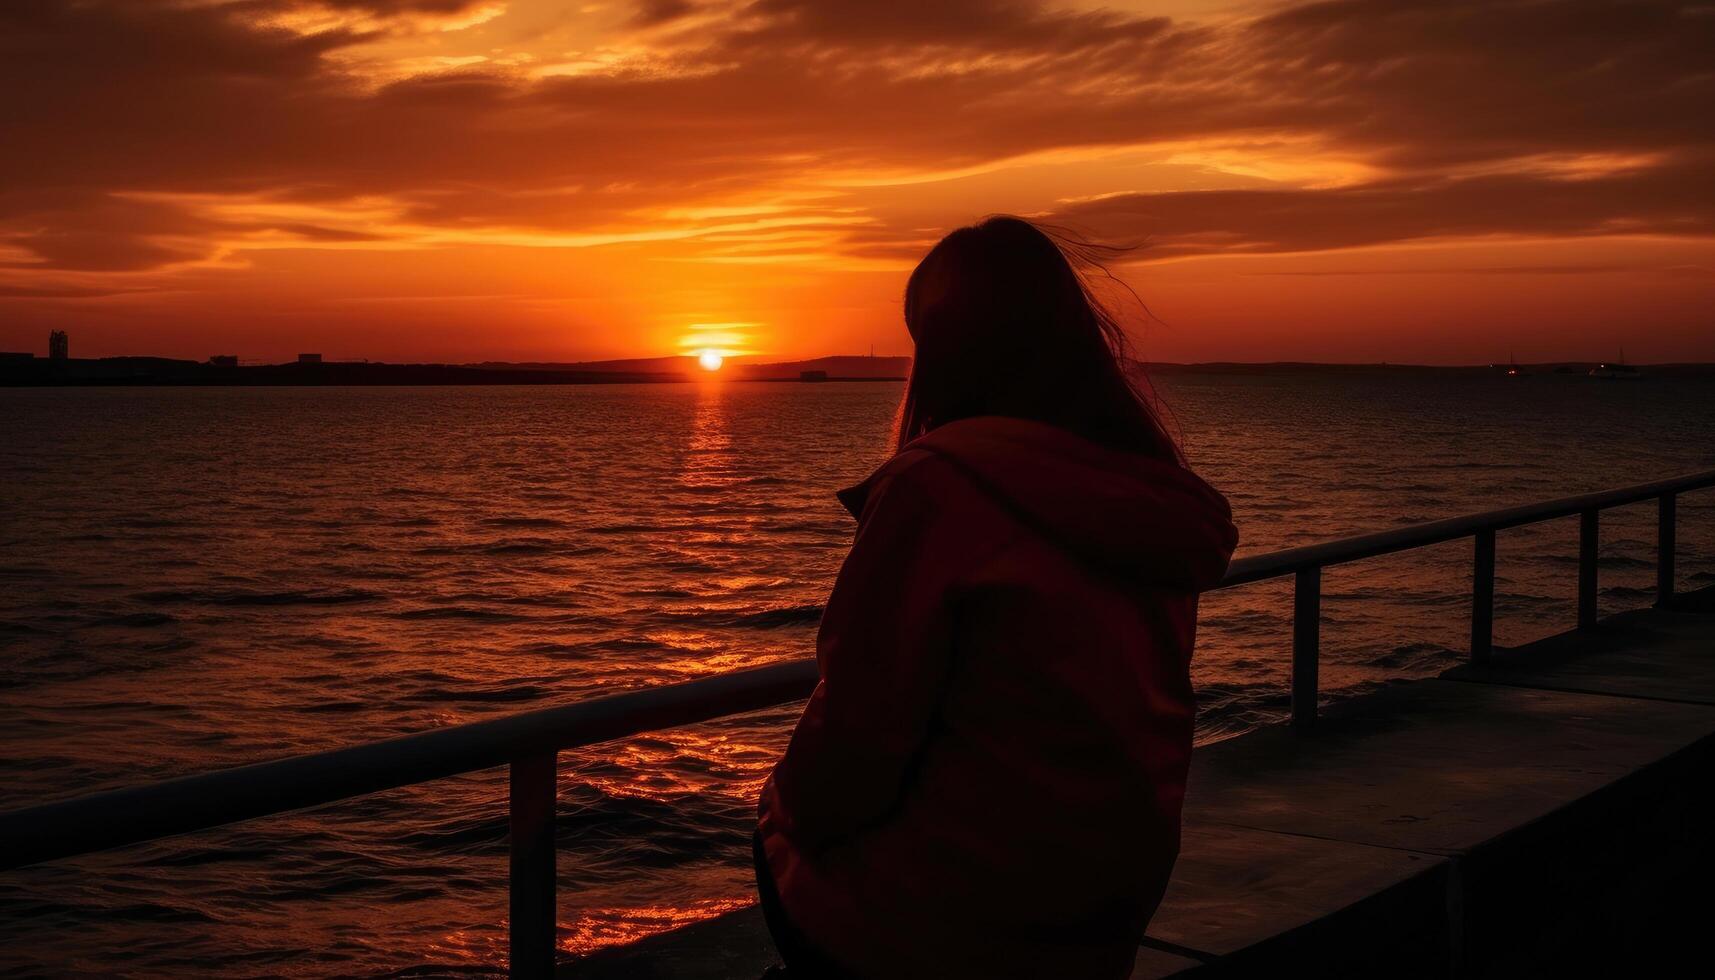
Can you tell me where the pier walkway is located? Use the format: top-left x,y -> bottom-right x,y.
567,586 -> 1715,978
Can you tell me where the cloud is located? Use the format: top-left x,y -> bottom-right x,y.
0,187 -> 396,271
0,191 -> 224,271
629,0 -> 699,27
0,283 -> 159,299
1238,0 -> 1715,169
0,0 -> 1711,276
297,0 -> 492,11
1663,264 -> 1715,280
725,0 -> 1173,50
247,0 -> 508,32
1039,161 -> 1715,260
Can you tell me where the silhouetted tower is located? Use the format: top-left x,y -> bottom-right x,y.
48,330 -> 68,360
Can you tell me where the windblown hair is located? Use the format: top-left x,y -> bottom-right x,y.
897,215 -> 1180,461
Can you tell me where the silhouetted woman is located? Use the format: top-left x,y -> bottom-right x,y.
755,216 -> 1238,979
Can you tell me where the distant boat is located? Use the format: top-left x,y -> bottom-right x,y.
1490,353 -> 1526,377
1589,349 -> 1641,379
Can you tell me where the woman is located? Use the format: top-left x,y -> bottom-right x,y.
756,216 -> 1238,979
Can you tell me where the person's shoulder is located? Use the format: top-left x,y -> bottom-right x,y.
849,446 -> 969,523
874,445 -> 966,497
879,445 -> 944,482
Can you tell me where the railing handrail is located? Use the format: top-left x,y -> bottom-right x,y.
4,466 -> 1713,976
1220,468 -> 1715,586
0,660 -> 821,872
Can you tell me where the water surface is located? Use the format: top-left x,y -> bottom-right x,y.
3,372 -> 1713,976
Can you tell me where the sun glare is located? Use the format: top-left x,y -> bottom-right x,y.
697,350 -> 724,372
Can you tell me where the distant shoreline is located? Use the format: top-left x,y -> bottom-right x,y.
5,355 -> 1714,387
0,354 -> 913,388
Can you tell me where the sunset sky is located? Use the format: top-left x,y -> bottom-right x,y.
2,0 -> 1711,363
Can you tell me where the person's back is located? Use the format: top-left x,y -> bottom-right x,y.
755,216 -> 1237,979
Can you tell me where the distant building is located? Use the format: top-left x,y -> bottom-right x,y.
297,353 -> 323,365
799,370 -> 829,382
208,355 -> 239,367
48,330 -> 68,360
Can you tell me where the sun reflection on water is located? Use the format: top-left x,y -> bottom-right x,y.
557,896 -> 757,957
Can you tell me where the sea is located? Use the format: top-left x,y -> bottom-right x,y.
3,370 -> 1714,977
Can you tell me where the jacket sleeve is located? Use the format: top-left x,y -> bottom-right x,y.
766,452 -> 975,853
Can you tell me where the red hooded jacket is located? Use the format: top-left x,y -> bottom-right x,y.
758,416 -> 1238,979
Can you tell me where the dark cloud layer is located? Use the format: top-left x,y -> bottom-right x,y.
1042,161 -> 1715,260
1242,0 -> 1715,168
733,0 -> 1173,49
1,0 -> 1711,272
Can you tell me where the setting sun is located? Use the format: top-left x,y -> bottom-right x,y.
4,1 -> 1712,364
697,351 -> 724,372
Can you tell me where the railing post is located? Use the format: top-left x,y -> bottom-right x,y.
509,753 -> 557,980
1658,493 -> 1676,607
1292,567 -> 1320,733
1471,529 -> 1495,664
1578,509 -> 1599,629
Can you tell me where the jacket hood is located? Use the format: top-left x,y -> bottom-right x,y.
840,416 -> 1238,590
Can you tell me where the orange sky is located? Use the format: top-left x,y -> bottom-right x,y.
2,0 -> 1712,364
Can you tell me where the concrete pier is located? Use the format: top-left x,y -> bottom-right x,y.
564,586 -> 1715,978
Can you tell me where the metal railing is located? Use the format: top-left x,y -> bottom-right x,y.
2,468 -> 1712,978
1220,469 -> 1714,732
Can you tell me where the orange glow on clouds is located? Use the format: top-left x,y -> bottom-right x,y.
1,0 -> 1712,363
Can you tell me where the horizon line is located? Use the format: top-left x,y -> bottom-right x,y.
9,352 -> 1714,370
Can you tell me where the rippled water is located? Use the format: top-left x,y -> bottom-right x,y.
3,372 -> 1714,977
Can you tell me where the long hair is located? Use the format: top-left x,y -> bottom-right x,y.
896,215 -> 1180,461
